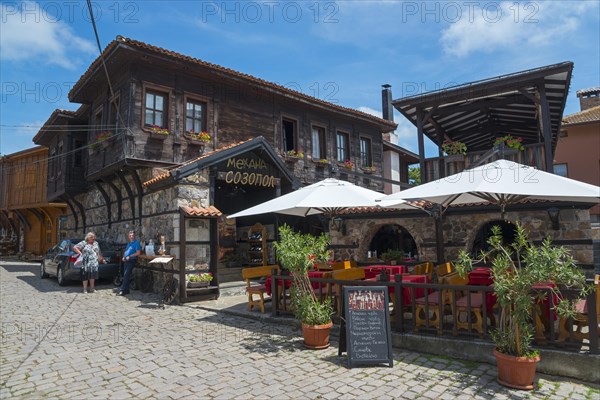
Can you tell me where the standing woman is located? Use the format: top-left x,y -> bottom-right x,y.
73,232 -> 106,293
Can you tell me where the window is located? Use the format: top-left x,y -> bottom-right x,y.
94,107 -> 103,134
109,96 -> 120,129
553,163 -> 568,177
311,125 -> 326,159
144,90 -> 166,128
359,137 -> 372,167
73,140 -> 84,167
49,149 -> 56,179
185,100 -> 206,133
336,131 -> 350,162
282,117 -> 297,152
57,141 -> 63,177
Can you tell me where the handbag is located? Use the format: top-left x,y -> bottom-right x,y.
74,254 -> 84,267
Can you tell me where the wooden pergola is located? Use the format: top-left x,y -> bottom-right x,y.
393,62 -> 573,183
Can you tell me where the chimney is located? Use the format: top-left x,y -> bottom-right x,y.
382,84 -> 394,122
577,88 -> 600,111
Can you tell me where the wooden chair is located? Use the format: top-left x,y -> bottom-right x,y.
558,275 -> 600,343
434,262 -> 455,282
241,265 -> 280,313
415,272 -> 467,333
330,267 -> 366,315
413,262 -> 434,279
331,260 -> 356,271
455,290 -> 496,338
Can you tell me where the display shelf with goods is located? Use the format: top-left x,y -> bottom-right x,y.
246,223 -> 267,266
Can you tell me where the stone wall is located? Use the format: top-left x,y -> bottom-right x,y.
331,207 -> 594,266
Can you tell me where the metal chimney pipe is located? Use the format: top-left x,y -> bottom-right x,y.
382,84 -> 394,122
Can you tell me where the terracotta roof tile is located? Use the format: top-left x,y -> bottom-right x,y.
562,105 -> 600,126
180,205 -> 222,218
70,36 -> 396,130
143,139 -> 254,187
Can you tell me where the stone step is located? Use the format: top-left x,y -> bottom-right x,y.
218,281 -> 248,297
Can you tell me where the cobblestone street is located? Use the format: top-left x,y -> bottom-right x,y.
1,261 -> 598,399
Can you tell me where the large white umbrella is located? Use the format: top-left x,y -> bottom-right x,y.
228,178 -> 401,219
376,159 -> 600,262
378,159 -> 600,210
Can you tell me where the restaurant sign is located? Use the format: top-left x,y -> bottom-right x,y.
217,156 -> 280,188
339,286 -> 393,368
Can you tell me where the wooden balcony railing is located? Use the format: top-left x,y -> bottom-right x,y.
422,143 -> 546,183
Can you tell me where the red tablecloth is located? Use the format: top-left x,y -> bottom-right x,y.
362,265 -> 407,279
265,271 -> 329,296
468,267 -> 493,285
366,274 -> 429,306
532,282 -> 559,321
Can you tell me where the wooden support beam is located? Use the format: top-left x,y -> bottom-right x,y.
64,193 -> 86,233
117,171 -> 136,223
538,83 -> 554,172
128,170 -> 144,223
93,182 -> 112,228
416,108 -> 426,183
179,208 -> 187,303
102,179 -> 122,221
60,196 -> 79,231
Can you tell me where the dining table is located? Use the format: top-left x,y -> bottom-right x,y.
365,274 -> 429,308
264,270 -> 330,296
362,265 -> 407,279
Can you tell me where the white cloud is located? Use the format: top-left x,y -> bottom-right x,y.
441,1 -> 595,57
1,1 -> 95,69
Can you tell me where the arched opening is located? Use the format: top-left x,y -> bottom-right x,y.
471,220 -> 517,257
369,224 -> 417,258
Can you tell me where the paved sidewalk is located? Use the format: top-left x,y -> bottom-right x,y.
1,261 -> 599,399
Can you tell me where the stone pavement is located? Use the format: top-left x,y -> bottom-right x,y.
1,261 -> 598,399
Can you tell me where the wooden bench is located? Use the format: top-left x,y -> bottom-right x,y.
241,265 -> 280,313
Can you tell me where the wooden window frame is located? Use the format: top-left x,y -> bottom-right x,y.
359,136 -> 372,167
281,115 -> 299,154
336,130 -> 350,163
310,123 -> 327,160
183,93 -> 209,137
93,105 -> 104,136
141,82 -> 172,133
108,92 -> 120,130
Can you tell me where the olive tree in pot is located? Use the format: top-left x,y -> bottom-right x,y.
273,224 -> 333,349
455,223 -> 591,390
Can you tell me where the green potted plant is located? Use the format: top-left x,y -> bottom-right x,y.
381,249 -> 404,265
493,134 -> 524,151
442,139 -> 467,156
187,272 -> 213,288
455,223 -> 590,390
273,224 -> 333,349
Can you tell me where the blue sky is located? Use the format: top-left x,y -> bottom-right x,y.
1,0 -> 599,156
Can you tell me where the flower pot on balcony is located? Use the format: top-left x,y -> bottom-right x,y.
149,132 -> 168,141
283,156 -> 301,164
187,281 -> 209,288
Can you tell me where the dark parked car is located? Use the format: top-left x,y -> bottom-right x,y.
40,239 -> 120,286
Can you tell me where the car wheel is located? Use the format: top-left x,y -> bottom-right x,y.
113,275 -> 123,287
57,265 -> 67,286
40,261 -> 49,279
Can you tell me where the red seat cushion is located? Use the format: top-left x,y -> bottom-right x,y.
575,299 -> 588,314
456,293 -> 484,308
416,291 -> 442,305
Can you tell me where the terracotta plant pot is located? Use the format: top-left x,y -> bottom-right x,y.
302,321 -> 333,350
493,348 -> 540,390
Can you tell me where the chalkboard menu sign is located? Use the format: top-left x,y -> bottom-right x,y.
339,286 -> 393,367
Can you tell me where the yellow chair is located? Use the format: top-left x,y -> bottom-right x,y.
241,265 -> 280,313
435,262 -> 455,282
413,262 -> 434,279
330,268 -> 366,315
415,272 -> 468,333
558,275 -> 600,343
